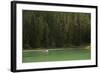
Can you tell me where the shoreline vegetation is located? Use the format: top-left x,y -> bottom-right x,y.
23,10 -> 91,50
23,45 -> 90,51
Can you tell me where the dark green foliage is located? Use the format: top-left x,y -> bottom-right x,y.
23,10 -> 91,49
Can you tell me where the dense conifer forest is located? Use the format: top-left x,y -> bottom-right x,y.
23,10 -> 91,49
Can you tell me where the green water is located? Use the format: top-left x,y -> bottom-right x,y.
22,48 -> 91,63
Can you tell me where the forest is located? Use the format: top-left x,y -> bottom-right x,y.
22,10 -> 91,49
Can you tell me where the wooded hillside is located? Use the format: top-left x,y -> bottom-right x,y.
23,10 -> 91,49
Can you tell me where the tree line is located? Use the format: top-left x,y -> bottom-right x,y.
23,10 -> 91,49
